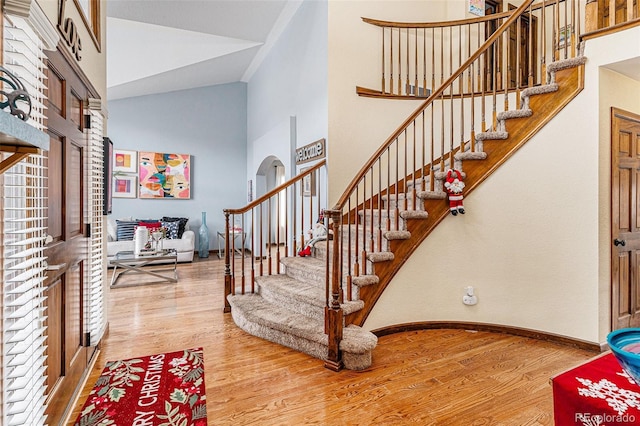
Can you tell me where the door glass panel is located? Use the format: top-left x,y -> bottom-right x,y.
47,136 -> 64,241
69,143 -> 83,236
70,92 -> 83,131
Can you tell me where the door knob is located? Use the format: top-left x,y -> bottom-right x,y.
614,239 -> 626,247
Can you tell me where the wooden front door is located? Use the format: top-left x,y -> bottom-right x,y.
43,49 -> 93,425
611,107 -> 640,330
508,4 -> 537,88
484,1 -> 537,90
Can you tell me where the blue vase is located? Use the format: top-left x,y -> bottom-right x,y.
198,211 -> 209,258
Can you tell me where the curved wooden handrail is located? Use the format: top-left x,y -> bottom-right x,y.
334,0 -> 535,211
362,0 -> 548,29
225,159 -> 326,215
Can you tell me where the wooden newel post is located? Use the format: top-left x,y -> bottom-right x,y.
223,210 -> 232,313
324,209 -> 344,371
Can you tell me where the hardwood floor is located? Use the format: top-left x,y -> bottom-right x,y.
67,255 -> 598,425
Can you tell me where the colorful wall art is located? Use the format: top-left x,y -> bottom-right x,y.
112,175 -> 137,198
113,149 -> 137,173
139,152 -> 191,199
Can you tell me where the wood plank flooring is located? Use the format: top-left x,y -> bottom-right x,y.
67,255 -> 598,425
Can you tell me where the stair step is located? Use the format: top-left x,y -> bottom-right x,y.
380,192 -> 425,210
521,83 -> 559,99
227,293 -> 377,370
359,208 -> 428,231
256,273 -> 364,320
417,190 -> 447,200
475,130 -> 508,141
497,108 -> 533,121
281,256 -> 325,285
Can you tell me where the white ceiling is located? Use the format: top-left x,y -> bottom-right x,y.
106,0 -> 300,100
604,57 -> 640,82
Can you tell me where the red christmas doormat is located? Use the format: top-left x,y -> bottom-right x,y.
74,348 -> 207,426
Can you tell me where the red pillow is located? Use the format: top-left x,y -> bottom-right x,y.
138,221 -> 162,231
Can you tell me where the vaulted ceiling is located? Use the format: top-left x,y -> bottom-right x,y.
106,0 -> 300,100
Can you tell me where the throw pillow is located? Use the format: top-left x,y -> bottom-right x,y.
161,216 -> 188,238
138,221 -> 162,232
161,220 -> 179,239
116,220 -> 138,241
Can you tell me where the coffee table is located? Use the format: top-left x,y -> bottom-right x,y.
110,249 -> 178,287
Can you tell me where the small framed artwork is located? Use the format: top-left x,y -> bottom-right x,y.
113,149 -> 137,173
301,167 -> 316,197
558,24 -> 572,49
112,175 -> 137,198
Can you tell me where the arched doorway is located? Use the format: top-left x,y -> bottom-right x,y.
255,156 -> 286,247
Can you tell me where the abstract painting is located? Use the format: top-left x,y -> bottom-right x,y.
139,151 -> 191,199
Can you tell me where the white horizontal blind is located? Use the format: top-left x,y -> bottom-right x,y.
1,153 -> 48,426
86,105 -> 106,345
1,14 -> 49,426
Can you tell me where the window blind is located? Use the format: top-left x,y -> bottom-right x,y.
86,102 -> 106,345
1,13 -> 49,426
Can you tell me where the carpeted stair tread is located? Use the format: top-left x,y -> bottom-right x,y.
383,230 -> 411,240
367,251 -> 394,262
547,56 -> 587,73
281,256 -> 325,284
454,151 -> 488,161
476,131 -> 509,141
417,190 -> 447,200
399,210 -> 429,219
521,83 -> 559,98
497,108 -> 533,120
227,293 -> 377,369
352,275 -> 379,287
256,273 -> 364,316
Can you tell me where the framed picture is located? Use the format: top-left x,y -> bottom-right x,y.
113,149 -> 137,173
558,24 -> 572,49
301,167 -> 316,197
112,175 -> 137,198
139,151 -> 191,199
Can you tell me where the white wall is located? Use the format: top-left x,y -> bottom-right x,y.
327,1 -> 451,202
247,0 -> 328,192
107,83 -> 248,249
40,0 -> 107,100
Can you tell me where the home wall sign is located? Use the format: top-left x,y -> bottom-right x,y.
295,138 -> 325,165
58,0 -> 82,61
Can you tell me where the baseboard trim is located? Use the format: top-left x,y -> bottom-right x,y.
371,321 -> 602,353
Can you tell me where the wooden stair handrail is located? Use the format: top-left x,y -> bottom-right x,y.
225,159 -> 326,215
362,0 -> 553,29
333,0 -> 535,211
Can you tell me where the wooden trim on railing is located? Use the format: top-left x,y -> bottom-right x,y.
371,321 -> 603,352
335,0 -> 535,210
580,17 -> 640,41
225,159 -> 326,215
361,0 -> 550,29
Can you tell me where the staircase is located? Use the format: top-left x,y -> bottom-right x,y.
227,255 -> 378,371
224,0 -> 588,371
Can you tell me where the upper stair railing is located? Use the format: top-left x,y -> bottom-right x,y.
324,0 -> 583,368
223,160 -> 326,312
358,0 -> 581,99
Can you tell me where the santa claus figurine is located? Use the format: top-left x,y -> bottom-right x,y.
444,169 -> 465,216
